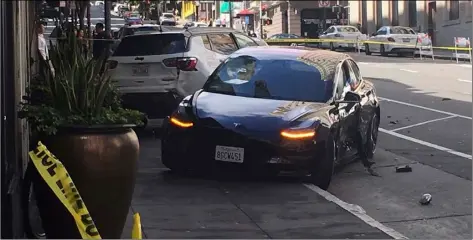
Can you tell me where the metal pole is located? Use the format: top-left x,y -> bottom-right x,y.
104,0 -> 111,35
229,1 -> 233,29
259,1 -> 263,37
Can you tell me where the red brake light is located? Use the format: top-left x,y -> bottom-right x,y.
107,60 -> 118,69
334,33 -> 341,37
387,37 -> 395,42
163,57 -> 198,71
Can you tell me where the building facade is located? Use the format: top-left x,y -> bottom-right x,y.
349,0 -> 472,47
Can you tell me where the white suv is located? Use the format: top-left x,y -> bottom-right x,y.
107,27 -> 268,128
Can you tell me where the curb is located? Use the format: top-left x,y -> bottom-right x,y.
415,54 -> 471,61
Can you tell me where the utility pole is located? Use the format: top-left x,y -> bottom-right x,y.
104,0 -> 111,35
229,0 -> 233,29
259,1 -> 263,37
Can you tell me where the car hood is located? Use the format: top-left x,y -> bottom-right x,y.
195,92 -> 329,137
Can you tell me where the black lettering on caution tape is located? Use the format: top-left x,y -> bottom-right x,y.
81,214 -> 100,237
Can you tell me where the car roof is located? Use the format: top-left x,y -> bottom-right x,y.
123,24 -> 159,28
231,46 -> 350,79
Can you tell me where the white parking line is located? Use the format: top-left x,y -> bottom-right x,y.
379,97 -> 472,120
304,184 -> 409,239
457,78 -> 472,83
399,69 -> 418,73
379,128 -> 472,160
390,116 -> 457,132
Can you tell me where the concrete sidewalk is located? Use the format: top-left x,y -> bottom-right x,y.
121,134 -> 395,239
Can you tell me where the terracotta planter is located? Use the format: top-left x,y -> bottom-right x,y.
32,125 -> 139,239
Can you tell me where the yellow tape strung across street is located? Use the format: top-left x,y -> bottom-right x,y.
29,142 -> 102,239
264,38 -> 473,51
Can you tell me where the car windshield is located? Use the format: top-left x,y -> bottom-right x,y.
203,55 -> 333,102
391,27 -> 416,34
337,26 -> 359,32
113,33 -> 186,56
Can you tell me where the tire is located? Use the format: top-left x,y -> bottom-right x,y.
290,43 -> 297,47
365,111 -> 380,159
161,146 -> 188,174
330,43 -> 335,51
380,44 -> 388,56
308,135 -> 336,190
365,44 -> 371,55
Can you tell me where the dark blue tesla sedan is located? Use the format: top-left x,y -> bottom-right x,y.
161,46 -> 380,190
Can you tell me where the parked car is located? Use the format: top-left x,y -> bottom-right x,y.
319,25 -> 365,51
184,22 -> 209,28
266,33 -> 318,48
107,27 -> 268,128
159,13 -> 176,24
160,47 -> 380,190
364,26 -> 418,56
125,17 -> 143,25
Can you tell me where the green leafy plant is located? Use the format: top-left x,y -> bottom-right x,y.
19,31 -> 144,136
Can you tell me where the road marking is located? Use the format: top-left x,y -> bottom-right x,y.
358,62 -> 370,65
379,128 -> 472,160
458,64 -> 472,68
390,116 -> 457,132
457,78 -> 472,83
304,184 -> 409,239
379,97 -> 472,120
399,69 -> 418,73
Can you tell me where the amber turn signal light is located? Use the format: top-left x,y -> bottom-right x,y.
280,129 -> 315,139
170,117 -> 193,128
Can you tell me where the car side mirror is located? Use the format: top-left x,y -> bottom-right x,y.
322,32 -> 327,35
371,32 -> 377,36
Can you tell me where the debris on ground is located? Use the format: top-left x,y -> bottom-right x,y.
441,98 -> 451,101
395,165 -> 412,173
389,120 -> 398,125
419,193 -> 432,205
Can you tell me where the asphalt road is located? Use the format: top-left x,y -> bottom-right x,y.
119,54 -> 472,239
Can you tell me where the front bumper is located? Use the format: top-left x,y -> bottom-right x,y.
161,122 -> 325,171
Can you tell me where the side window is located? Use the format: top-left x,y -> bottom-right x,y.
326,27 -> 335,34
377,27 -> 387,35
335,63 -> 349,99
207,34 -> 238,55
347,60 -> 362,90
201,35 -> 212,50
233,33 -> 258,48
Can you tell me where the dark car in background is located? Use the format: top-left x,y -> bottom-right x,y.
161,46 -> 381,190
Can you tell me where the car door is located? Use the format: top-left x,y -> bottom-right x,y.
320,27 -> 335,48
337,60 -> 362,159
346,59 -> 377,149
204,33 -> 239,70
331,60 -> 358,160
371,27 -> 388,52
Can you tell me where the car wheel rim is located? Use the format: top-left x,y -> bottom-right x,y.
370,116 -> 379,153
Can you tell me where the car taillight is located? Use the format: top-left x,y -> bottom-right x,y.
387,37 -> 395,42
163,57 -> 198,71
108,60 -> 118,69
334,33 -> 341,37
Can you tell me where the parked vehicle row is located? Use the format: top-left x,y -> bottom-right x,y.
267,25 -> 421,57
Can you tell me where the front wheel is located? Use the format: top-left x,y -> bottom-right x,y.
307,135 -> 336,190
365,111 -> 380,159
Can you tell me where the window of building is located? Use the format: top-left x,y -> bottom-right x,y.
408,1 -> 417,27
449,0 -> 460,20
391,1 -> 399,26
201,3 -> 206,11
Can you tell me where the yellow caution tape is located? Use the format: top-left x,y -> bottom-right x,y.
264,38 -> 472,51
29,142 -> 102,239
132,213 -> 142,239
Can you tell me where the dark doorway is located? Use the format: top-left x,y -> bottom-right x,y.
428,1 -> 436,45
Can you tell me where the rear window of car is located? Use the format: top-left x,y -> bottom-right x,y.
391,27 -> 415,34
113,33 -> 187,56
336,26 -> 359,32
163,14 -> 174,18
123,26 -> 159,36
203,55 -> 333,102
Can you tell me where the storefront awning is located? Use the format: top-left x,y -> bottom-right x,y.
236,9 -> 254,17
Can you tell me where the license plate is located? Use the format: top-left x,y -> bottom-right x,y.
402,38 -> 410,43
132,65 -> 149,76
215,145 -> 244,163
